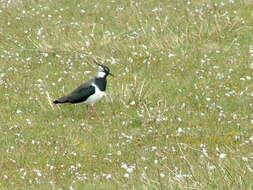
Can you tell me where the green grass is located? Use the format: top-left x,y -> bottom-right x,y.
0,0 -> 253,189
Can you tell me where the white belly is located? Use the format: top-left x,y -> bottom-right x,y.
84,84 -> 106,105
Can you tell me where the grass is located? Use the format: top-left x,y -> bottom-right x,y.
0,0 -> 253,189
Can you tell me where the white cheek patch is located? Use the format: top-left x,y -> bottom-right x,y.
97,71 -> 106,78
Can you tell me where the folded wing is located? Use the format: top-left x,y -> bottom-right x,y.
53,80 -> 95,104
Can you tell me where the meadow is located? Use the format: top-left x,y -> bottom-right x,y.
0,0 -> 253,189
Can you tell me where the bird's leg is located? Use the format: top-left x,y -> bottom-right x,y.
91,105 -> 102,120
86,105 -> 93,119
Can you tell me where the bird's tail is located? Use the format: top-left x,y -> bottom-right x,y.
53,96 -> 69,104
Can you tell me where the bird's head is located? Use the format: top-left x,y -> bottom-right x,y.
96,64 -> 114,78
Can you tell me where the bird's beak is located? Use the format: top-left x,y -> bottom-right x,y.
109,73 -> 115,77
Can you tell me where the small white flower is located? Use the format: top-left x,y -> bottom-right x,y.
168,53 -> 175,57
160,173 -> 165,178
106,174 -> 112,179
151,146 -> 157,151
37,28 -> 43,36
130,100 -> 136,105
208,165 -> 216,171
177,127 -> 183,133
152,7 -> 162,13
26,119 -> 32,125
124,173 -> 129,178
16,109 -> 22,114
84,71 -> 91,75
34,169 -> 42,177
85,41 -> 90,47
121,163 -> 128,170
250,63 -> 253,69
49,181 -> 55,185
116,7 -> 124,11
126,167 -> 133,173
219,153 -> 226,159
246,76 -> 251,80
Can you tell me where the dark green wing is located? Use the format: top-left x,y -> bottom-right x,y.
67,85 -> 95,103
53,79 -> 95,104
65,79 -> 95,103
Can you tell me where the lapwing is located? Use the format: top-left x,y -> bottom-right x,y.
53,64 -> 114,118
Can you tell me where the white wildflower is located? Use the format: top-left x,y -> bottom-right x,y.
219,153 -> 226,159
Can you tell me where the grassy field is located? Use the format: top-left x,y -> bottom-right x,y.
0,0 -> 253,189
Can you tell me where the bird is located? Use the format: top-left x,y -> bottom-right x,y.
53,63 -> 114,119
